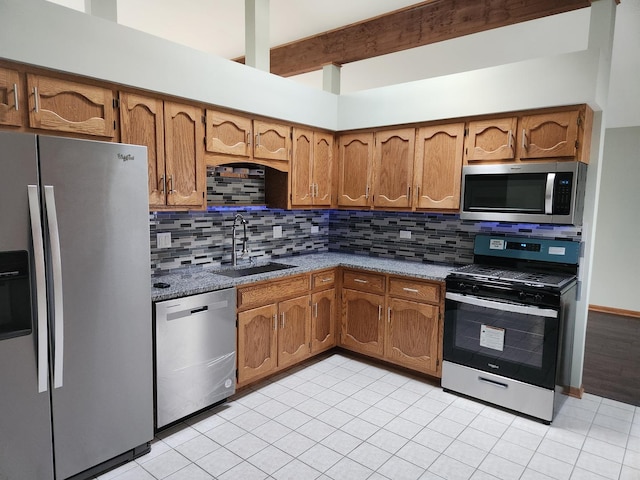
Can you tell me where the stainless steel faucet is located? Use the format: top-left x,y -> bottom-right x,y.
231,213 -> 249,266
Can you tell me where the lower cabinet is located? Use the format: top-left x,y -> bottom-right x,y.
277,295 -> 311,369
310,270 -> 337,354
237,304 -> 278,385
340,269 -> 444,377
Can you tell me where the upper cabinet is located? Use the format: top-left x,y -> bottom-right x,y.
120,93 -> 205,209
518,110 -> 580,160
414,123 -> 465,211
373,128 -> 415,209
464,117 -> 517,163
291,128 -> 333,207
27,74 -> 116,138
205,110 -> 291,171
338,132 -> 374,207
464,106 -> 591,164
0,67 -> 22,127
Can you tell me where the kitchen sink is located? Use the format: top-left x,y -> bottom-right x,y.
215,262 -> 295,278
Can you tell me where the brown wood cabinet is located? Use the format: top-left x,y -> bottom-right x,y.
373,128 -> 415,208
340,269 -> 444,377
291,128 -> 333,207
236,274 -> 311,386
0,67 -> 22,127
414,123 -> 464,211
27,74 -> 116,138
310,269 -> 337,354
338,132 -> 374,207
120,94 -> 205,209
205,110 -> 291,170
518,110 -> 580,160
464,117 -> 517,163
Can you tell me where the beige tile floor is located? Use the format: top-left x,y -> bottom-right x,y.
96,353 -> 640,480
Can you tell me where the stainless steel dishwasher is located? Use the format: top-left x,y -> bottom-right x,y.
154,288 -> 236,430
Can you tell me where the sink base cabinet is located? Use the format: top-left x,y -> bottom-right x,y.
237,304 -> 278,385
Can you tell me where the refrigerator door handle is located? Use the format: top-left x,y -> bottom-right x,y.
27,185 -> 49,394
44,185 -> 64,389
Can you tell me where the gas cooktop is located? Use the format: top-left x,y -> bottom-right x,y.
451,264 -> 576,290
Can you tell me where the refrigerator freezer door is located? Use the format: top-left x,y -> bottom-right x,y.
38,136 -> 153,479
0,132 -> 54,480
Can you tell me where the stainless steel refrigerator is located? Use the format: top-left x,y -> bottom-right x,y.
0,132 -> 153,480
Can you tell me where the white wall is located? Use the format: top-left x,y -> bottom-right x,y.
590,127 -> 640,312
0,0 -> 338,130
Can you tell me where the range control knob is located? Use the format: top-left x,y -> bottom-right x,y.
457,282 -> 467,290
534,294 -> 543,303
518,291 -> 528,301
471,285 -> 480,294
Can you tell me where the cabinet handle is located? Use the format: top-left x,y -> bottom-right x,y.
256,132 -> 261,147
160,175 -> 166,194
314,302 -> 318,318
247,132 -> 251,146
321,277 -> 332,283
415,185 -> 420,200
507,129 -> 513,151
378,304 -> 382,321
403,287 -> 420,293
281,312 -> 285,329
522,129 -> 528,151
354,278 -> 368,284
388,307 -> 392,324
33,87 -> 39,113
407,186 -> 411,200
168,175 -> 175,194
315,183 -> 319,197
273,314 -> 277,330
365,185 -> 370,200
13,83 -> 18,111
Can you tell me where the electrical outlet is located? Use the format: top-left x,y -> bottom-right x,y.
311,225 -> 320,234
157,232 -> 172,248
399,230 -> 412,240
273,225 -> 283,239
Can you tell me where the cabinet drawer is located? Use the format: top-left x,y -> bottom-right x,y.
342,270 -> 385,294
389,277 -> 441,304
312,270 -> 335,290
237,274 -> 309,310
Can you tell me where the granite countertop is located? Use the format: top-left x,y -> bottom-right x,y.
151,252 -> 459,302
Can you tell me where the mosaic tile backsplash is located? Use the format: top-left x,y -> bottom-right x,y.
150,206 -> 582,276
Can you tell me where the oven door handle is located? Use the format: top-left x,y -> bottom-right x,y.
445,292 -> 559,318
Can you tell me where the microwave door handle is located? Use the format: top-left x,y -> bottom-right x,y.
28,185 -> 49,393
545,173 -> 556,214
44,186 -> 64,389
445,292 -> 558,318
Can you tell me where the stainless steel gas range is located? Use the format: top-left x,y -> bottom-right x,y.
442,235 -> 580,424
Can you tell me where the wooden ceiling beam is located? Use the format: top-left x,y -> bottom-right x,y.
235,0 -> 592,77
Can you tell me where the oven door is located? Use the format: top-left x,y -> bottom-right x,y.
444,292 -> 560,389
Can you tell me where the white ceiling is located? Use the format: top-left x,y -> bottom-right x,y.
47,0 -> 640,128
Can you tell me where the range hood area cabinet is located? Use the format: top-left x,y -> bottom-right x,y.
119,92 -> 206,210
464,106 -> 592,164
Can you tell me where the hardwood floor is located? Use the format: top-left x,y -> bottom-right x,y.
582,310 -> 640,406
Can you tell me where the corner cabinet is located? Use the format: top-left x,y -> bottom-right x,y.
340,269 -> 444,377
120,93 -> 206,209
0,67 -> 22,127
338,132 -> 374,207
518,110 -> 580,160
27,74 -> 116,138
414,123 -> 464,211
291,128 -> 334,207
373,128 -> 415,209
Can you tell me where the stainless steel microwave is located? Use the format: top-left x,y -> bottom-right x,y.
460,162 -> 587,225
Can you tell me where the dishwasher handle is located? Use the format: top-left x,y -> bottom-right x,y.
164,300 -> 229,322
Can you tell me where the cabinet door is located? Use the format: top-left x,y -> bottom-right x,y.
464,117 -> 517,162
277,295 -> 311,369
291,127 -> 313,206
27,74 -> 115,137
253,120 -> 291,162
518,111 -> 579,160
385,298 -> 439,375
0,67 -> 22,127
205,110 -> 252,157
313,131 -> 334,206
119,93 -> 166,207
373,128 -> 415,208
414,123 -> 464,210
338,132 -> 373,207
341,289 -> 384,356
238,304 -> 278,384
163,101 -> 206,208
311,288 -> 336,354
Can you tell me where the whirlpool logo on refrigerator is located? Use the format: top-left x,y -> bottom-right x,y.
117,153 -> 135,162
